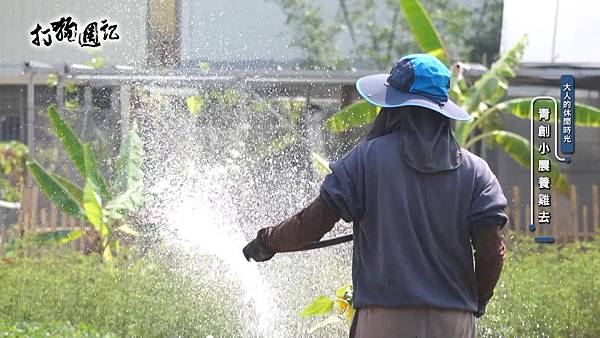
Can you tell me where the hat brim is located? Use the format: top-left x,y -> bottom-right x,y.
356,74 -> 472,121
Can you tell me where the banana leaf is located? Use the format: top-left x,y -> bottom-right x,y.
26,160 -> 84,218
326,100 -> 379,133
48,106 -> 110,200
83,143 -> 110,201
463,36 -> 527,113
310,152 -> 332,174
114,123 -> 144,204
498,97 -> 600,127
34,229 -> 84,245
399,0 -> 449,65
51,173 -> 83,203
47,105 -> 85,175
465,130 -> 568,194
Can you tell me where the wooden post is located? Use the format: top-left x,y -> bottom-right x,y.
512,186 -> 521,237
582,205 -> 589,241
570,185 -> 579,241
68,216 -> 77,228
562,204 -> 570,243
593,185 -> 599,236
78,219 -> 86,251
49,205 -> 58,231
22,213 -> 30,237
29,186 -> 39,233
19,185 -> 31,234
39,208 -> 48,231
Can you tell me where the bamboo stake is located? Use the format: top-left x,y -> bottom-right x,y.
593,185 -> 599,236
512,186 -> 521,237
40,208 -> 48,231
22,212 -> 30,238
18,185 -> 30,227
49,205 -> 58,231
562,204 -> 569,243
69,216 -> 77,228
582,205 -> 589,241
570,185 -> 579,242
29,186 -> 39,233
77,219 -> 86,251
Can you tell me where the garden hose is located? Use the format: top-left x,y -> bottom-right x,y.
293,234 -> 353,252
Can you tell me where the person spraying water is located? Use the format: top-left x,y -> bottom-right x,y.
243,54 -> 508,338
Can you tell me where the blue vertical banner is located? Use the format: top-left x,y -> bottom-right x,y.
560,75 -> 575,154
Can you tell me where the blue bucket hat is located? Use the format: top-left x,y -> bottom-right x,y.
356,54 -> 471,121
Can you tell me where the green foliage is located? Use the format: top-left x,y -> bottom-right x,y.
503,97 -> 600,127
27,160 -> 84,218
277,0 -> 344,69
112,122 -> 144,208
0,141 -> 28,202
33,229 -> 84,246
302,240 -> 600,336
323,29 -> 600,194
399,0 -> 449,65
47,105 -> 86,175
27,106 -> 145,260
325,100 -> 380,133
310,152 -> 332,174
275,0 -> 503,69
0,321 -> 116,337
300,296 -> 335,317
83,143 -> 110,201
185,95 -> 204,115
0,249 -> 242,337
301,284 -> 354,333
478,239 -> 600,337
461,35 -> 527,114
464,130 -> 569,193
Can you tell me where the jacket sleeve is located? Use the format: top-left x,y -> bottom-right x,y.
258,196 -> 341,252
471,225 -> 507,305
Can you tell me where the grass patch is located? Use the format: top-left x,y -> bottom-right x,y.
0,246 -> 243,337
478,236 -> 600,337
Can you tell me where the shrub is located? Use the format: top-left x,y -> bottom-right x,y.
0,247 -> 243,337
0,321 -> 116,337
478,237 -> 600,337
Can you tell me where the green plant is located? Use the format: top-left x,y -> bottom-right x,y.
26,106 -> 144,261
275,0 -> 503,69
303,239 -> 600,336
322,0 -> 600,194
301,284 -> 353,333
0,321 -> 116,337
0,247 -> 243,337
0,141 -> 28,202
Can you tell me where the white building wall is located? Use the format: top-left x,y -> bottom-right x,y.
501,0 -> 600,64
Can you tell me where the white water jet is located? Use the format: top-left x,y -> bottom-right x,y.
157,163 -> 282,337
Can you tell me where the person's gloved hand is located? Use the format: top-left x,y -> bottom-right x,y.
242,230 -> 275,262
474,300 -> 488,318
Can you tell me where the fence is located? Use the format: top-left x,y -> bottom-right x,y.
507,184 -> 599,242
13,184 -> 90,250
3,183 -> 599,248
